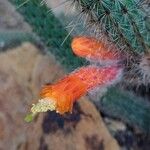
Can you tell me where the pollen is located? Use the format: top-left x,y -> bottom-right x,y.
31,98 -> 56,115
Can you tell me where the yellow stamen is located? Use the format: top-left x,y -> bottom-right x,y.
31,98 -> 56,115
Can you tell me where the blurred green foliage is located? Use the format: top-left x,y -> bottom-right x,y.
100,87 -> 150,132
10,0 -> 86,71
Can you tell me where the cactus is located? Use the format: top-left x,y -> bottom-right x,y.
71,0 -> 150,87
72,0 -> 150,53
10,0 -> 150,132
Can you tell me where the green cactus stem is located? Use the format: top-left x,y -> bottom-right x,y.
72,0 -> 150,55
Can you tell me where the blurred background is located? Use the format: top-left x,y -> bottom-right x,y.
0,0 -> 150,150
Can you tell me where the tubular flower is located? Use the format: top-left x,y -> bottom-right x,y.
25,36 -> 123,122
71,36 -> 120,62
30,66 -> 121,115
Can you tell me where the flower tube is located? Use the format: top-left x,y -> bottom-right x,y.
71,36 -> 120,62
29,66 -> 121,117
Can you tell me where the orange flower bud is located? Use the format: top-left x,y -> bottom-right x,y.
30,66 -> 121,115
71,36 -> 120,62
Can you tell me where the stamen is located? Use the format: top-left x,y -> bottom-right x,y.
31,98 -> 56,115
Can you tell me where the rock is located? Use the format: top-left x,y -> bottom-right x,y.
0,0 -> 31,31
104,118 -> 126,133
31,54 -> 64,97
0,43 -> 120,150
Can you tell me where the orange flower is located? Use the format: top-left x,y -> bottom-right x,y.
25,36 -> 123,122
30,66 -> 121,115
71,36 -> 120,62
